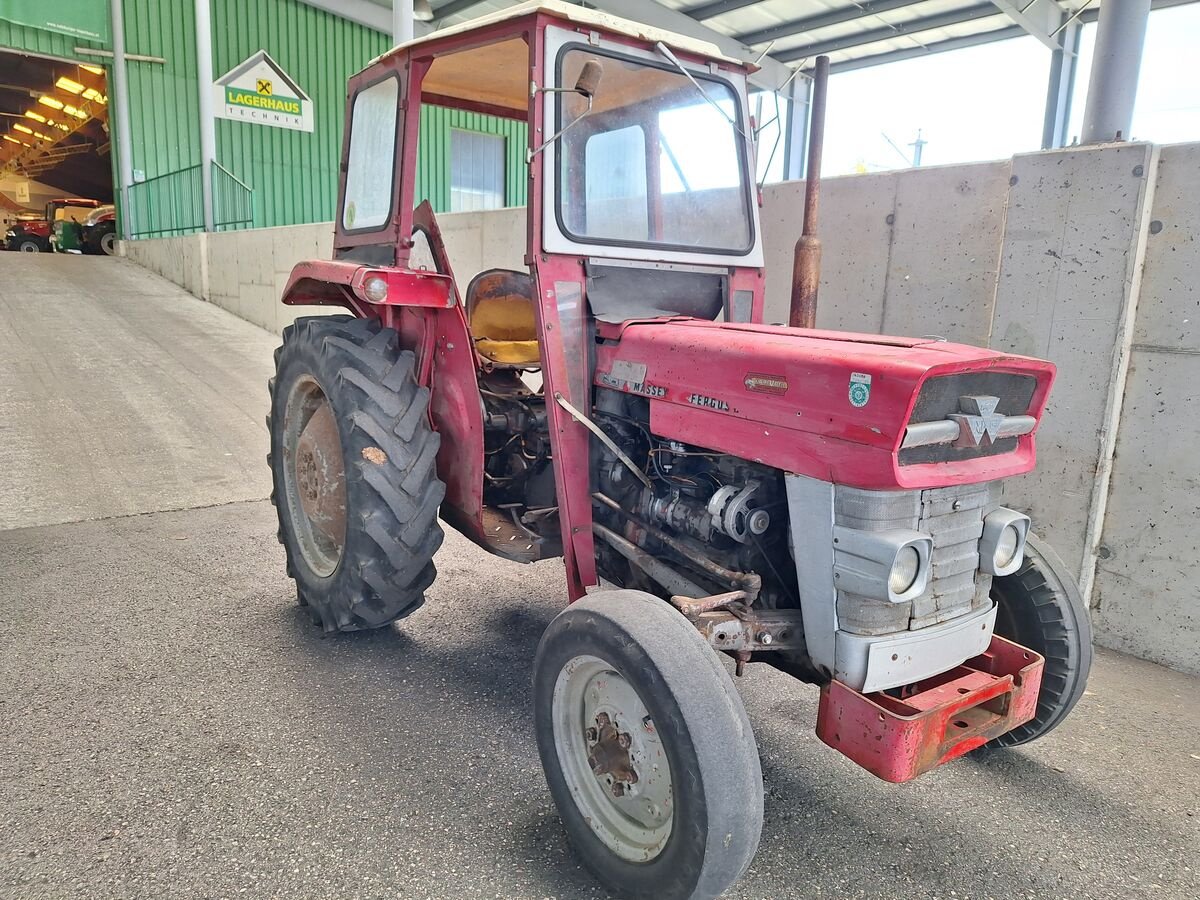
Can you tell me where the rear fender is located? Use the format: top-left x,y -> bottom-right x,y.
281,259 -> 456,315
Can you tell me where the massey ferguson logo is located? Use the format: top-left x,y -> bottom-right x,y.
688,393 -> 729,411
949,395 -> 1005,448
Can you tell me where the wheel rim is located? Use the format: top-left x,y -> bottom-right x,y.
281,374 -> 347,577
20,242 -> 38,253
552,654 -> 673,862
100,232 -> 116,255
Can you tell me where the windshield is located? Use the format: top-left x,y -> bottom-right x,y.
556,46 -> 753,255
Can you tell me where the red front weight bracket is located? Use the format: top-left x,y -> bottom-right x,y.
816,635 -> 1044,783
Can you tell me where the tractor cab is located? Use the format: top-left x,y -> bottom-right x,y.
283,0 -> 766,580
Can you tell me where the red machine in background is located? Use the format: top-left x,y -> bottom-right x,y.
266,4 -> 1092,898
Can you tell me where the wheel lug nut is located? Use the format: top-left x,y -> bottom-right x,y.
611,783 -> 626,798
584,727 -> 597,742
617,733 -> 631,749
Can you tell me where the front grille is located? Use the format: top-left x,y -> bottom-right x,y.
833,482 -> 1001,635
910,482 -> 1000,629
899,372 -> 1037,466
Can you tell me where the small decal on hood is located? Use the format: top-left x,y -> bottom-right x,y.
849,372 -> 872,408
744,373 -> 789,395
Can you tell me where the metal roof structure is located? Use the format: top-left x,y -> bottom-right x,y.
308,0 -> 1196,174
347,0 -> 1198,79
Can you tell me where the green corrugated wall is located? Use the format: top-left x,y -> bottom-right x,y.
2,0 -> 525,230
210,0 -> 390,228
0,18 -> 105,59
416,105 -> 528,210
124,0 -> 202,180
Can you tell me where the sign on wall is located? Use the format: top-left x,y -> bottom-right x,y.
14,182 -> 29,205
213,50 -> 313,133
0,0 -> 110,43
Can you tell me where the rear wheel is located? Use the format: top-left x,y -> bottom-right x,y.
533,590 -> 763,900
268,315 -> 445,632
18,239 -> 40,253
982,533 -> 1092,749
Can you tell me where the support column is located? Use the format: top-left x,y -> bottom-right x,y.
783,76 -> 811,182
1080,0 -> 1152,144
109,0 -> 136,237
393,0 -> 414,44
195,0 -> 216,232
1041,21 -> 1080,149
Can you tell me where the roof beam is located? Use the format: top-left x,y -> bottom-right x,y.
776,3 -> 1002,63
989,0 -> 1067,51
433,0 -> 491,21
736,0 -> 928,47
828,25 -> 1024,72
685,0 -> 764,21
826,0 -> 1190,72
294,0 -> 434,38
587,0 -> 802,91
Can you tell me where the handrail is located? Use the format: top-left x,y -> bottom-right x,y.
127,161 -> 253,239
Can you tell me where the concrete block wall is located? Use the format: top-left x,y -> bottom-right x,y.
123,141 -> 1200,675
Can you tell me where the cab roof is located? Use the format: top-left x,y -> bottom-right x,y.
374,0 -> 748,70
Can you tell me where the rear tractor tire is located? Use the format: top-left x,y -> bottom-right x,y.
533,590 -> 764,900
268,315 -> 446,632
981,533 -> 1093,749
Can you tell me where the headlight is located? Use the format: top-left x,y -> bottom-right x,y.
362,275 -> 388,302
833,527 -> 932,603
889,545 -> 921,594
980,508 -> 1030,576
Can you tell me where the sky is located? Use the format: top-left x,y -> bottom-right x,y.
817,4 -> 1200,176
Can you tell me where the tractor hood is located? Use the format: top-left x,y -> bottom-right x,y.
593,319 -> 1055,490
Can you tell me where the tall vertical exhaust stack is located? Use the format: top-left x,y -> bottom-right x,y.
789,55 -> 830,329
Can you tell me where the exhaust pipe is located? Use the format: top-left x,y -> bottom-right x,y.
789,55 -> 830,330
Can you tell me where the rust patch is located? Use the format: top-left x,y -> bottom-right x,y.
361,446 -> 388,465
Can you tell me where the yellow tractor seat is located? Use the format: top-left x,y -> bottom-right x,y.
467,269 -> 541,367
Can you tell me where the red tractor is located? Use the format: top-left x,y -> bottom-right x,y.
4,198 -> 101,252
268,4 -> 1091,897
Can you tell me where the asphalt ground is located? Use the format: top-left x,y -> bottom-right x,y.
1,253 -> 1198,900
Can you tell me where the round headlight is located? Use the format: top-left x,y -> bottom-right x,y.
889,545 -> 921,595
994,524 -> 1021,569
363,275 -> 388,303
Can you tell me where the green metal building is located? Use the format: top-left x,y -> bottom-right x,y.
0,0 -> 527,236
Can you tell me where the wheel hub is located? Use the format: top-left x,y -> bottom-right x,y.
586,712 -> 638,797
552,655 -> 673,862
281,377 -> 347,577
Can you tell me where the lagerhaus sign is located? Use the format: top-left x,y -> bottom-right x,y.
213,50 -> 313,133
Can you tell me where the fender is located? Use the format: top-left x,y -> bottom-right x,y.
281,259 -> 456,314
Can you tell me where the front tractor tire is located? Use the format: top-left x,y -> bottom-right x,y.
982,533 -> 1093,749
268,315 -> 445,632
533,590 -> 764,900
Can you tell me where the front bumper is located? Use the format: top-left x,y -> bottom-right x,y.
816,634 -> 1043,783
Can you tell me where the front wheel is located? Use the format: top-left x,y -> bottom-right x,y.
981,533 -> 1093,749
533,590 -> 763,900
99,230 -> 117,256
18,239 -> 41,253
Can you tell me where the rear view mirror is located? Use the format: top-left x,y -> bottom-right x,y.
528,60 -> 604,162
574,60 -> 602,99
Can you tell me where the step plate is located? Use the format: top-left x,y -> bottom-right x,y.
816,635 -> 1044,783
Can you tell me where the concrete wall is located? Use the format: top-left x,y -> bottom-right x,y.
1091,142 -> 1200,672
123,142 -> 1200,676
